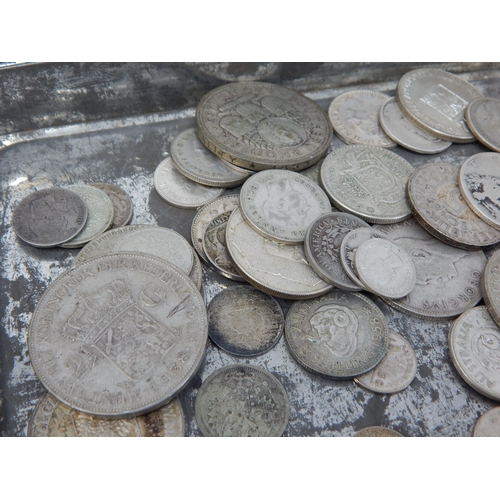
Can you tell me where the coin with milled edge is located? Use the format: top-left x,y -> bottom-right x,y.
473,407 -> 500,437
481,248 -> 500,329
195,364 -> 290,437
355,427 -> 403,437
285,289 -> 389,379
90,183 -> 133,229
12,187 -> 88,248
320,145 -> 414,224
196,81 -> 332,171
465,97 -> 500,152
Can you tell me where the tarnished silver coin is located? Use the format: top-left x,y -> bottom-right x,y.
29,393 -> 185,437
407,162 -> 500,249
379,97 -> 452,154
195,364 -> 289,437
459,153 -> 500,230
465,97 -> 500,152
153,156 -> 224,209
12,187 -> 88,248
60,184 -> 114,248
170,128 -> 249,187
320,145 -> 414,224
354,238 -> 416,299
373,218 -> 485,320
28,252 -> 208,417
285,289 -> 389,379
481,248 -> 500,329
208,286 -> 284,357
226,207 -> 332,299
304,212 -> 369,291
355,427 -> 403,437
355,330 -> 417,394
90,183 -> 133,229
396,68 -> 483,143
239,169 -> 331,244
449,306 -> 500,402
473,407 -> 500,437
195,81 -> 332,171
328,90 -> 397,148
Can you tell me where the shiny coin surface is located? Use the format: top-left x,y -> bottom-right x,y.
465,97 -> 500,152
473,407 -> 500,437
240,169 -> 331,244
379,97 -> 452,154
195,364 -> 290,437
328,90 -> 396,148
12,187 -> 88,248
396,68 -> 483,143
285,289 -> 389,379
481,248 -> 500,328
355,426 -> 403,437
29,393 -> 184,437
208,286 -> 284,356
28,252 -> 208,417
196,81 -> 332,171
90,183 -> 133,229
320,145 -> 413,224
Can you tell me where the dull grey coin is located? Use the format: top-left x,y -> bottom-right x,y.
473,407 -> 500,437
465,97 -> 500,152
355,427 -> 403,437
12,187 -> 88,248
208,286 -> 284,356
481,248 -> 500,329
195,364 -> 290,437
90,183 -> 133,229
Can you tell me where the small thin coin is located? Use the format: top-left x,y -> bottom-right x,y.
473,407 -> 500,437
355,427 -> 403,437
465,97 -> 500,152
90,183 -> 133,229
208,286 -> 284,356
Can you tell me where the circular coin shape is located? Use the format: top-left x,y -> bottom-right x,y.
196,81 -> 332,171
285,289 -> 389,379
28,252 -> 208,417
208,286 -> 284,356
12,187 -> 88,247
396,68 -> 483,143
90,183 -> 133,229
481,248 -> 500,329
465,97 -> 500,152
355,426 -> 403,437
320,145 -> 414,224
473,407 -> 500,437
195,364 -> 290,437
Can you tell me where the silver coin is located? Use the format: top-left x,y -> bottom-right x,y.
208,286 -> 284,357
320,145 -> 414,224
170,128 -> 249,187
481,248 -> 500,328
304,212 -> 369,291
354,238 -> 416,299
285,289 -> 389,379
373,218 -> 486,320
354,330 -> 417,394
12,187 -> 88,248
465,97 -> 500,152
407,162 -> 500,249
396,68 -> 483,143
153,156 -> 225,209
473,407 -> 500,437
328,90 -> 397,148
226,207 -> 332,299
90,183 -> 133,229
195,364 -> 289,437
195,81 -> 332,171
355,427 -> 403,437
239,169 -> 332,244
379,97 -> 452,154
28,392 -> 184,437
60,184 -> 114,248
449,306 -> 500,402
459,152 -> 500,230
28,252 -> 208,417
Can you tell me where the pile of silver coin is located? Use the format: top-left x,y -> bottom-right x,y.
15,68 -> 500,437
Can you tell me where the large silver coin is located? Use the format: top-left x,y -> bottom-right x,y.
304,212 -> 369,291
320,145 -> 414,224
396,68 -> 483,143
379,97 -> 452,154
285,289 -> 389,379
407,162 -> 500,249
61,184 -> 114,248
481,248 -> 500,329
473,407 -> 500,437
354,330 -> 417,394
153,156 -> 224,209
373,218 -> 485,320
449,306 -> 500,402
459,153 -> 500,230
355,427 -> 403,437
239,169 -> 331,244
90,183 -> 133,229
328,90 -> 397,148
28,393 -> 184,437
195,364 -> 289,437
465,97 -> 500,152
12,187 -> 87,248
226,207 -> 332,299
28,252 -> 208,417
195,81 -> 332,171
170,128 -> 249,187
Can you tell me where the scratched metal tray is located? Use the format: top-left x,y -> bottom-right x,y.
2,62 -> 500,437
